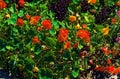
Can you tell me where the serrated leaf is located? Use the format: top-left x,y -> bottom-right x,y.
18,10 -> 24,17
78,44 -> 83,49
52,20 -> 59,29
6,45 -> 13,50
49,29 -> 56,36
9,6 -> 14,13
13,27 -> 18,33
34,44 -> 42,55
72,70 -> 79,78
45,37 -> 56,48
6,13 -> 17,25
73,0 -> 80,4
38,69 -> 53,79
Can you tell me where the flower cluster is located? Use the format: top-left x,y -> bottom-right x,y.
94,65 -> 120,75
57,28 -> 69,42
32,36 -> 40,44
18,0 -> 25,7
0,0 -> 7,9
41,20 -> 52,30
30,16 -> 41,25
17,18 -> 24,26
76,29 -> 90,42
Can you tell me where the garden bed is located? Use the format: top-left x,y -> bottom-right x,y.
0,0 -> 120,79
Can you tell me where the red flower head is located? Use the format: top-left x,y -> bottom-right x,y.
105,66 -> 115,74
0,0 -> 7,9
57,28 -> 69,42
26,14 -> 31,20
76,29 -> 90,42
101,47 -> 110,55
113,68 -> 120,74
18,0 -> 25,7
64,41 -> 71,49
41,20 -> 52,30
30,16 -> 41,25
73,42 -> 78,48
32,36 -> 40,44
17,18 -> 24,26
107,59 -> 111,64
94,66 -> 105,72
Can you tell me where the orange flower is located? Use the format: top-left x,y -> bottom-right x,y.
88,0 -> 96,4
30,16 -> 41,25
37,27 -> 42,31
73,42 -> 78,48
107,59 -> 111,64
111,18 -> 117,24
101,47 -> 110,55
105,66 -> 115,74
89,60 -> 93,65
80,51 -> 87,57
94,66 -> 105,72
64,41 -> 71,49
41,20 -> 52,30
17,18 -> 24,26
82,24 -> 88,29
91,9 -> 96,14
102,26 -> 109,35
0,0 -> 7,9
57,28 -> 69,42
113,68 -> 120,74
32,36 -> 40,44
115,1 -> 120,7
76,29 -> 90,42
26,14 -> 31,20
18,0 -> 25,7
69,15 -> 76,22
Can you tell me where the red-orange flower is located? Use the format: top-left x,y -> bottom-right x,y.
64,41 -> 71,49
82,24 -> 88,29
26,14 -> 31,20
113,68 -> 120,74
76,29 -> 90,42
101,47 -> 110,55
17,18 -> 24,26
41,20 -> 52,30
107,59 -> 111,64
57,28 -> 69,42
73,42 -> 78,48
18,0 -> 25,7
30,16 -> 41,25
105,66 -> 115,74
32,36 -> 40,44
37,27 -> 42,31
80,51 -> 87,57
0,0 -> 7,9
94,66 -> 105,72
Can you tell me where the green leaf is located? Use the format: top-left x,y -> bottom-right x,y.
6,45 -> 13,50
13,27 -> 18,33
18,10 -> 24,17
72,70 -> 79,78
52,20 -> 59,29
34,44 -> 42,55
5,0 -> 9,3
49,29 -> 56,36
43,52 -> 56,62
6,13 -> 17,25
73,0 -> 80,4
9,6 -> 15,13
45,37 -> 56,48
38,69 -> 53,79
78,44 -> 83,50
